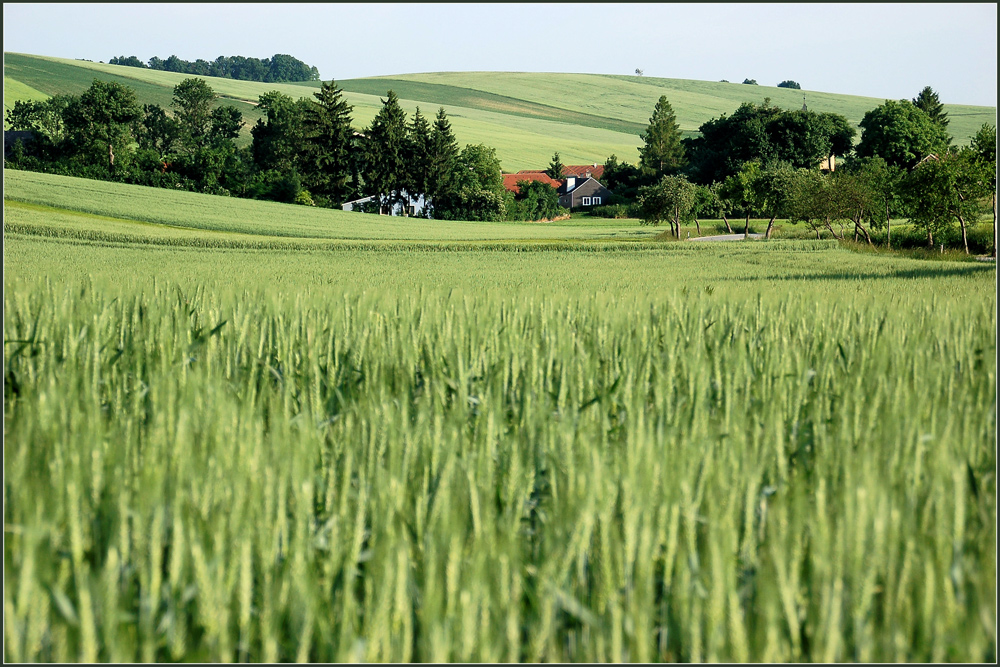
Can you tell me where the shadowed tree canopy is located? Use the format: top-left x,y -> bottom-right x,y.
682,99 -> 855,184
171,78 -> 216,153
363,90 -> 410,211
300,80 -> 355,206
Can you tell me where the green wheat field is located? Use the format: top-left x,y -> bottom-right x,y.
3,170 -> 997,662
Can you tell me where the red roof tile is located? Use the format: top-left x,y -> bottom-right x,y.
515,164 -> 605,180
502,172 -> 564,194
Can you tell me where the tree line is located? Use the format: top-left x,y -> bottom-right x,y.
108,54 -> 320,83
605,86 -> 995,255
4,78 -> 566,222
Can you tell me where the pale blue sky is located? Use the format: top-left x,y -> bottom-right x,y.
3,3 -> 997,106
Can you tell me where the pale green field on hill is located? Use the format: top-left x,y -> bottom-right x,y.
5,52 -> 995,170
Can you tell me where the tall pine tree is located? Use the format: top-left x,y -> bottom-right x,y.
426,107 -> 460,212
912,86 -> 949,129
300,80 -> 355,206
546,152 -> 565,179
405,106 -> 432,206
363,90 -> 409,213
638,95 -> 686,178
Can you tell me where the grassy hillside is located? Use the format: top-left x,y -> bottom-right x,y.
4,52 -> 996,170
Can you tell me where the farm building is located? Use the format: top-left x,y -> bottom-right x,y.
342,192 -> 429,216
501,164 -> 612,209
556,176 -> 612,209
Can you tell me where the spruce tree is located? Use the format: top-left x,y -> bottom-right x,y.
912,86 -> 950,130
405,106 -> 432,204
546,152 -> 565,179
638,95 -> 686,178
363,90 -> 409,213
426,107 -> 460,211
301,80 -> 355,206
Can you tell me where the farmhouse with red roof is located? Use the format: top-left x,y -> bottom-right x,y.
502,163 -> 612,209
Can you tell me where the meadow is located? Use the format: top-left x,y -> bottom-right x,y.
3,171 -> 997,662
5,52 -> 996,169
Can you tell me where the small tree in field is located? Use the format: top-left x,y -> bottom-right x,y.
638,174 -> 696,237
777,80 -> 801,89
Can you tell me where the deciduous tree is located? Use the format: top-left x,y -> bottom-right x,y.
637,174 -> 696,237
856,99 -> 949,170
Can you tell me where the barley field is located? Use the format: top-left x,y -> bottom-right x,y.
3,174 -> 997,662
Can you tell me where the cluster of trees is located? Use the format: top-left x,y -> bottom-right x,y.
624,87 -> 995,254
5,78 -> 566,222
108,53 -> 320,83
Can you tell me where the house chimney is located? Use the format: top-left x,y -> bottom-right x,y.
565,176 -> 576,191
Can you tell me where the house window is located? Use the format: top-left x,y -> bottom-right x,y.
592,196 -> 601,206
582,197 -> 591,206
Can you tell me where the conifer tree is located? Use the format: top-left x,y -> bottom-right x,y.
546,151 -> 565,179
405,106 -> 432,205
362,90 -> 409,213
426,107 -> 461,211
638,95 -> 686,178
912,86 -> 950,130
301,80 -> 355,205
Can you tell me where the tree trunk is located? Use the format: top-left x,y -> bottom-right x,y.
957,213 -> 969,255
928,230 -> 934,248
856,218 -> 873,245
722,214 -> 733,234
886,202 -> 891,249
694,218 -> 701,236
992,193 -> 997,257
744,213 -> 750,239
824,217 -> 843,240
764,216 -> 776,239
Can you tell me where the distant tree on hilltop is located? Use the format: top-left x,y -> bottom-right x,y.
777,80 -> 801,89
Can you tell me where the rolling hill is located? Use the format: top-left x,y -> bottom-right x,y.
4,52 -> 996,171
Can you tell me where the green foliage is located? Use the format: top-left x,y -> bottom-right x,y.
362,90 -> 410,212
62,79 -> 142,168
638,95 -> 686,178
435,144 -> 508,221
856,99 -> 950,170
299,80 -> 355,206
742,78 -> 758,85
546,151 -> 565,179
171,78 -> 217,153
405,106 -> 433,200
912,85 -> 949,131
508,180 -> 566,221
901,149 -> 990,251
426,107 -> 461,206
777,80 -> 801,89
637,174 -> 696,235
684,99 -> 854,183
251,91 -> 307,174
137,52 -> 320,82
